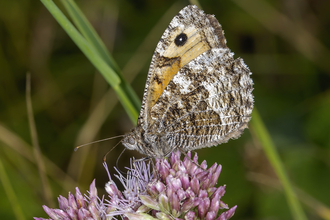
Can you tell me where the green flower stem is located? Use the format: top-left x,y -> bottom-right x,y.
40,0 -> 139,123
251,108 -> 307,220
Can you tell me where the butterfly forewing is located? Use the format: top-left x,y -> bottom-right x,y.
122,5 -> 254,158
139,5 -> 227,128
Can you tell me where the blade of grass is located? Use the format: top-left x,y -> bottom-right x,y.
26,73 -> 54,207
250,108 -> 307,220
59,0 -> 141,112
40,0 -> 139,123
61,0 -> 121,73
0,157 -> 26,220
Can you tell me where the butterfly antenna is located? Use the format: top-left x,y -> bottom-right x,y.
114,148 -> 128,175
75,135 -> 125,151
102,140 -> 123,162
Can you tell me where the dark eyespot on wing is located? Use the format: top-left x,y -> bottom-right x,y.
174,33 -> 188,46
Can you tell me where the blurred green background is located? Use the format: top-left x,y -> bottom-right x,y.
1,0 -> 330,219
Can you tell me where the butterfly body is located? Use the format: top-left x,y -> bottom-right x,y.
122,5 -> 254,158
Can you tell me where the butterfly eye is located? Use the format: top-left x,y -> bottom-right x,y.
128,137 -> 135,145
174,33 -> 188,46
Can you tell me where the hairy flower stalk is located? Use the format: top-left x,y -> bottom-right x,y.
35,150 -> 236,220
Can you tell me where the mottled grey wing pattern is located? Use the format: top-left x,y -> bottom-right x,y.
121,5 -> 254,158
137,5 -> 226,131
148,48 -> 254,151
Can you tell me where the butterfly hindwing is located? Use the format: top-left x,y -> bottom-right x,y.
147,48 -> 253,152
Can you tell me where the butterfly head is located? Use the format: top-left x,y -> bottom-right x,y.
121,132 -> 138,151
122,128 -> 172,158
121,128 -> 151,156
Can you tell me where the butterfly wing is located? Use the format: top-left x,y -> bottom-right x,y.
122,5 -> 253,158
148,47 -> 254,153
138,5 -> 227,130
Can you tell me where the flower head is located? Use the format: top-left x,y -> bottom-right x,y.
104,150 -> 236,220
35,150 -> 236,220
34,180 -> 106,220
136,151 -> 237,220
